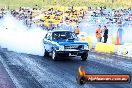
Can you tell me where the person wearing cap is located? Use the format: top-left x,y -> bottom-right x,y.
103,26 -> 108,43
96,25 -> 102,42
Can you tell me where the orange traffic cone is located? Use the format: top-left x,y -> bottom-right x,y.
115,32 -> 120,45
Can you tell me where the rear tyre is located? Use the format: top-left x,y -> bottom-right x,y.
44,49 -> 49,57
81,52 -> 88,61
52,50 -> 58,61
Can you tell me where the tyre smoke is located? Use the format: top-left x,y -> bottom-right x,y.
0,14 -> 47,56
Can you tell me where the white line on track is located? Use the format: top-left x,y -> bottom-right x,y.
0,55 -> 23,88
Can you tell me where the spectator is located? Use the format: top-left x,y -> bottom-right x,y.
103,26 -> 108,43
96,25 -> 102,42
74,26 -> 80,36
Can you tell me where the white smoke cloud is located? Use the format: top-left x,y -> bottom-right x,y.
0,14 -> 47,56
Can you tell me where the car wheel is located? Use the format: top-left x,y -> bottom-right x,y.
81,52 -> 88,61
44,49 -> 49,57
52,50 -> 58,61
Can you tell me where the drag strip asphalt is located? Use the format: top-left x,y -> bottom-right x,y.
0,48 -> 131,88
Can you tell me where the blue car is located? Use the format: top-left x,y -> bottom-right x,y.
43,30 -> 89,61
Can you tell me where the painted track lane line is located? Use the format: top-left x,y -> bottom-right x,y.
0,53 -> 23,88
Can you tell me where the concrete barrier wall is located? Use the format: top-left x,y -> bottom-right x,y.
95,43 -> 115,53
